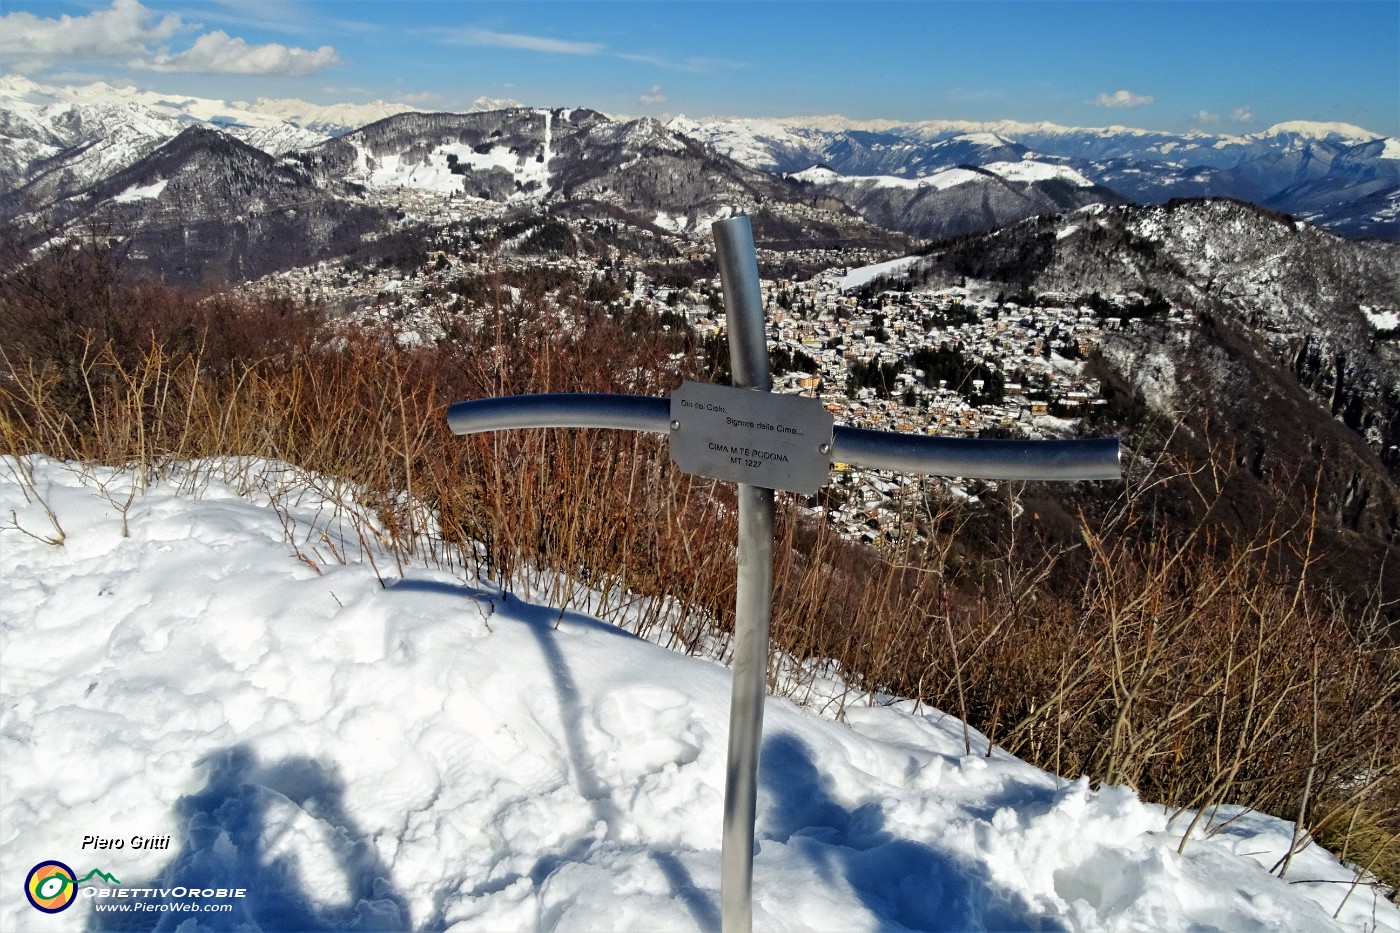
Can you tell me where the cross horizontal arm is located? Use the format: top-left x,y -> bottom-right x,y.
447,393 -> 671,436
831,426 -> 1121,481
448,393 -> 1121,482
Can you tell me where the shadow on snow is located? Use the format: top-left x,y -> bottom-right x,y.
759,732 -> 1067,933
85,583 -> 1055,932
86,746 -> 408,933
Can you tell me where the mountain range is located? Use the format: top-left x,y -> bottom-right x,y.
670,114 -> 1400,240
2,75 -> 1397,282
1,76 -> 1399,618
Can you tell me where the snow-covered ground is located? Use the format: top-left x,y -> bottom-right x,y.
981,161 -> 1094,187
2,457 -> 1397,932
836,256 -> 926,292
1362,305 -> 1400,332
112,179 -> 169,204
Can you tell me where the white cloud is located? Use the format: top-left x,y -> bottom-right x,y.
469,95 -> 524,112
1232,107 -> 1255,123
1193,110 -> 1221,124
639,84 -> 666,106
451,28 -> 602,55
0,0 -> 179,71
1094,89 -> 1155,109
138,30 -> 338,75
0,0 -> 338,76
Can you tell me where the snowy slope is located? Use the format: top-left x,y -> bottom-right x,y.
0,95 -> 183,195
836,255 -> 928,291
792,165 -> 984,191
2,457 -> 1397,933
0,74 -> 420,193
794,161 -> 1094,191
983,160 -> 1094,187
348,132 -> 552,198
0,75 -> 417,139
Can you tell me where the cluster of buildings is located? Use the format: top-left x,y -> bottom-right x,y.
668,264 -> 1191,542
236,213 -> 1191,544
682,268 -> 1190,437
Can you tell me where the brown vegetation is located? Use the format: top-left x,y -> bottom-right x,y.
2,237 -> 1397,903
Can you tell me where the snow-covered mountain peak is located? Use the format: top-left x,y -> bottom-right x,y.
1,74 -> 421,138
1257,120 -> 1384,143
0,74 -> 134,106
233,96 -> 425,134
0,74 -> 42,97
665,114 -> 823,171
616,116 -> 686,148
0,74 -> 429,193
2,74 -> 273,129
984,160 -> 1094,187
790,164 -> 841,184
953,131 -> 1014,148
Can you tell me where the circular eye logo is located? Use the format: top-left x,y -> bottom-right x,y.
25,861 -> 78,913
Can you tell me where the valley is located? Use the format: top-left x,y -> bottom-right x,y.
4,75 -> 1398,612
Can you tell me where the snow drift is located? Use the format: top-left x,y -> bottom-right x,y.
1,457 -> 1395,932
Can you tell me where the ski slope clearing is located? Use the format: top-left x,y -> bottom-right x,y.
2,458 -> 1396,932
836,256 -> 926,292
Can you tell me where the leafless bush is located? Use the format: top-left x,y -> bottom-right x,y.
2,255 -> 1395,898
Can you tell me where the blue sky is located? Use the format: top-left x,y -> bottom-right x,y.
3,0 -> 1397,135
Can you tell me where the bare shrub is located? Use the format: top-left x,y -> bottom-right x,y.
1,252 -> 1396,898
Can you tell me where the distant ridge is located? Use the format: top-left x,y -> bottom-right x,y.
669,114 -> 1399,240
2,74 -> 1396,268
670,112 -> 1386,143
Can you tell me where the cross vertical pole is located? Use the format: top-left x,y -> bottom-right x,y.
713,216 -> 773,933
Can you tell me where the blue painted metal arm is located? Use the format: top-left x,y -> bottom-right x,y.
447,393 -> 1121,481
447,393 -> 671,436
830,426 -> 1121,481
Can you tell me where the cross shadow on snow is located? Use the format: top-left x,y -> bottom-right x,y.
510,592 -> 626,827
449,592 -> 720,932
759,732 -> 1066,933
498,589 -> 643,641
382,578 -> 497,603
651,851 -> 722,932
87,745 -> 409,933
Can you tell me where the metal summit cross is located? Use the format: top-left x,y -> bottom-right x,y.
447,215 -> 1121,933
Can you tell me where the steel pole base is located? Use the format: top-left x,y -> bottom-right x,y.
720,483 -> 774,933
